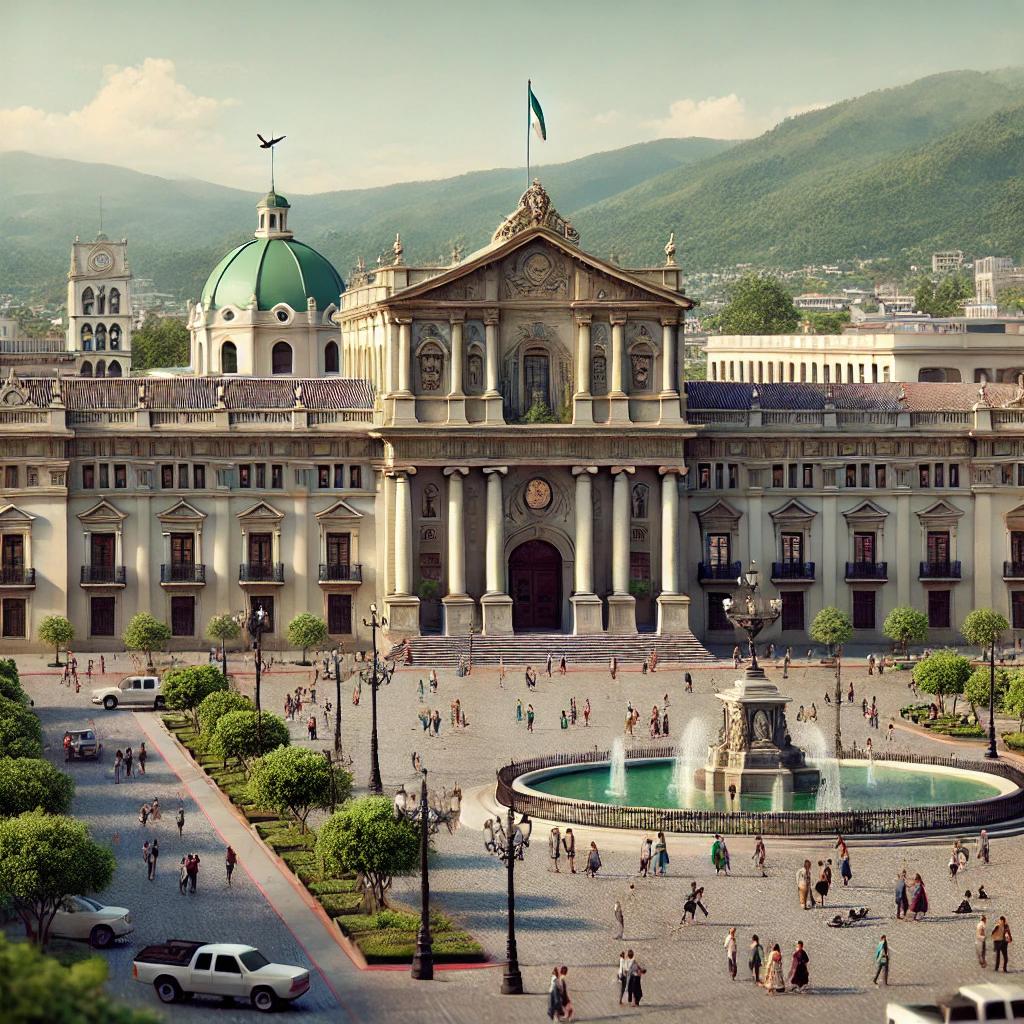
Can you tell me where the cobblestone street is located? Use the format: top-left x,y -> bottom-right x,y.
12,651 -> 1024,1023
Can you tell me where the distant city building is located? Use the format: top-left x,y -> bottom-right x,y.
932,250 -> 965,273
0,314 -> 72,377
793,293 -> 848,311
964,301 -> 1000,319
974,256 -> 1024,303
66,233 -> 133,377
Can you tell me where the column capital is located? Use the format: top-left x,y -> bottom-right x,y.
483,308 -> 500,325
443,466 -> 470,477
572,465 -> 599,476
659,465 -> 687,476
660,316 -> 681,328
610,465 -> 635,476
384,465 -> 418,478
574,313 -> 593,326
482,466 -> 508,476
449,311 -> 467,325
609,311 -> 628,326
393,315 -> 413,326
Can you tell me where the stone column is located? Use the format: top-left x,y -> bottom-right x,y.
480,467 -> 513,635
659,318 -> 682,423
135,496 -> 151,615
447,313 -> 467,424
442,466 -> 474,635
482,310 -> 504,424
571,466 -> 602,633
608,313 -> 630,424
392,316 -> 416,424
384,468 -> 420,634
656,467 -> 690,634
607,466 -> 636,633
572,315 -> 594,425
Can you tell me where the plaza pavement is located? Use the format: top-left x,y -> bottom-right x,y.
12,650 -> 1024,1023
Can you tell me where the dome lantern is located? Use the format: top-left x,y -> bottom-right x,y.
255,190 -> 293,240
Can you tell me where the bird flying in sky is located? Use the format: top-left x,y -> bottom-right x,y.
257,133 -> 285,149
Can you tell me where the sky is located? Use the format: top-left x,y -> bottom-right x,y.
3,0 -> 1024,194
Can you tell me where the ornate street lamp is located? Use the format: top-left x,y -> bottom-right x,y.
483,806 -> 532,995
247,605 -> 269,748
361,604 -> 395,795
722,561 -> 782,675
333,646 -> 343,757
393,757 -> 461,981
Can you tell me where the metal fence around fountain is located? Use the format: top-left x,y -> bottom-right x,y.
495,746 -> 1024,836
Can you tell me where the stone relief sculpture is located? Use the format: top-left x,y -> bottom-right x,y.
631,483 -> 649,519
419,348 -> 443,391
631,350 -> 652,390
727,703 -> 748,752
503,246 -> 569,298
491,178 -> 581,245
421,483 -> 439,518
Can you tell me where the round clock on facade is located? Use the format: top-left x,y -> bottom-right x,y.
90,251 -> 112,271
524,477 -> 552,510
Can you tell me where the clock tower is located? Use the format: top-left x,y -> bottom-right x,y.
66,233 -> 133,377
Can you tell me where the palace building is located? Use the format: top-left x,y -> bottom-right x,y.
1,182 -> 1023,655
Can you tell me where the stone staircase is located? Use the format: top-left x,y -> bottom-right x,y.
385,632 -> 718,668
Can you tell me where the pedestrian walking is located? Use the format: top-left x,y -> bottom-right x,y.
783,648 -> 791,679
143,840 -> 151,871
977,915 -> 989,967
789,940 -> 809,992
617,951 -> 629,1005
977,829 -> 991,864
114,749 -> 123,783
546,653 -> 553,677
549,827 -> 562,873
124,746 -> 134,779
610,656 -> 617,680
586,841 -> 602,877
662,708 -> 669,735
139,802 -> 150,826
654,831 -> 669,876
516,698 -> 523,723
547,967 -> 562,1021
526,704 -> 535,732
711,834 -> 727,875
724,927 -> 738,979
151,797 -> 161,822
560,654 -> 567,675
138,742 -> 147,775
685,671 -> 693,692
225,845 -> 237,886
560,709 -> 569,730
733,645 -> 741,668
63,731 -> 73,762
894,871 -> 908,919
148,839 -> 159,880
798,860 -> 813,909
887,719 -> 895,742
558,965 -> 575,1020
764,944 -> 785,994
186,852 -> 200,893
753,835 -> 767,877
873,935 -> 889,985
836,834 -> 852,886
176,805 -> 185,838
749,934 -> 764,985
613,900 -> 624,939
498,657 -> 506,688
100,655 -> 105,675
949,850 -> 960,885
307,715 -> 317,740
626,952 -> 645,1006
563,828 -> 576,873
816,860 -> 830,907
683,882 -> 708,922
583,699 -> 591,726
431,709 -> 441,736
178,857 -> 188,894
909,873 -> 929,921
639,835 -> 652,877
993,916 -> 1012,972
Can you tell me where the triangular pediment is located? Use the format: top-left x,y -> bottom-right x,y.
693,499 -> 743,525
1005,502 -> 1024,529
156,499 -> 207,525
0,503 -> 35,524
236,500 -> 284,522
77,499 -> 128,524
916,500 -> 964,521
842,500 -> 890,522
315,499 -> 364,522
769,498 -> 817,522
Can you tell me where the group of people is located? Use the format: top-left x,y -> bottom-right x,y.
417,707 -> 443,736
178,852 -> 201,894
113,743 -> 146,782
638,832 -> 671,876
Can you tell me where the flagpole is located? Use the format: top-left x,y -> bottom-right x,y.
526,79 -> 531,189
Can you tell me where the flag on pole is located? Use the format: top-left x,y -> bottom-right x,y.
529,85 -> 546,141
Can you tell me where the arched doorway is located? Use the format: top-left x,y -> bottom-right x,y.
509,540 -> 561,631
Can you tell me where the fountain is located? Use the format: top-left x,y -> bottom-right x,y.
771,773 -> 785,813
671,719 -> 708,804
607,736 -> 627,797
866,744 -> 876,787
803,725 -> 843,812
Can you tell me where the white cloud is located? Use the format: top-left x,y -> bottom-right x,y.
0,59 -> 239,179
646,94 -> 829,140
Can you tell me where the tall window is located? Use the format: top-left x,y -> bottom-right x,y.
928,590 -> 951,629
171,596 -> 195,637
853,532 -> 875,563
707,534 -> 730,566
852,591 -> 876,630
327,532 -> 350,568
708,593 -> 732,631
927,531 -> 950,565
1,599 -> 25,638
249,596 -> 274,632
523,351 -> 550,411
324,341 -> 339,373
109,288 -> 120,314
272,341 -> 293,375
1012,531 -> 1024,566
781,533 -> 803,564
91,597 -> 115,637
327,593 -> 352,634
81,288 -> 94,315
781,591 -> 804,631
222,341 -> 238,374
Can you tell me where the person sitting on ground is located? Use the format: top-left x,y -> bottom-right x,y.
954,890 -> 973,915
978,885 -> 990,900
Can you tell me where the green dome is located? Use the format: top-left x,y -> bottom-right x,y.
201,238 -> 344,311
260,190 -> 290,209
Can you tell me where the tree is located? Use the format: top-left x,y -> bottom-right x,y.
206,613 -> 242,652
197,689 -> 252,738
809,606 -> 854,656
0,660 -> 27,704
162,665 -> 228,730
961,608 -> 1009,656
287,613 -> 328,666
711,275 -> 799,335
1002,672 -> 1024,731
0,933 -> 159,1024
966,667 -> 1009,715
316,797 -> 419,912
803,310 -> 851,335
37,616 -> 74,668
882,606 -> 930,657
912,649 -> 972,713
0,811 -> 115,946
121,614 -> 171,667
914,273 -> 973,316
130,314 -> 189,371
0,694 -> 42,759
0,758 -> 75,816
998,285 -> 1024,316
248,747 -> 351,833
211,710 -> 290,771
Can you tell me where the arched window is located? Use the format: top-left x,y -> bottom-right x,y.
96,289 -> 105,315
96,360 -> 106,377
106,360 -> 121,377
82,288 -> 94,316
109,324 -> 121,350
272,341 -> 292,375
80,361 -> 93,377
81,323 -> 93,351
221,341 -> 238,374
109,288 -> 120,314
523,348 -> 550,411
324,340 -> 339,374
269,214 -> 277,229
197,341 -> 204,376
95,324 -> 107,351
260,213 -> 266,229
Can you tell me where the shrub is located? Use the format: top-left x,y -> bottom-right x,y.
286,614 -> 328,665
211,710 -> 289,771
162,665 -> 228,730
0,694 -> 42,759
0,758 -> 75,816
196,689 -> 251,737
247,747 -> 350,833
121,614 -> 171,667
37,616 -> 74,666
1002,732 -> 1024,751
882,606 -> 929,657
809,606 -> 854,656
912,649 -> 972,714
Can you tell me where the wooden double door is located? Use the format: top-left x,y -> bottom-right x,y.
510,540 -> 561,631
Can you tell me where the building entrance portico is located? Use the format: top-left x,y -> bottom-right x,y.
509,539 -> 562,631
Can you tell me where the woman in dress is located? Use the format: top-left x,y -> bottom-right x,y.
788,940 -> 809,992
547,967 -> 563,1020
764,944 -> 784,994
586,841 -> 602,877
909,873 -> 929,921
654,832 -> 668,876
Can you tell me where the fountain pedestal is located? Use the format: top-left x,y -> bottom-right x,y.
699,667 -> 820,800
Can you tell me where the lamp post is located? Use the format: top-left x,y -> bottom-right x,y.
393,759 -> 461,981
986,635 -> 998,760
247,605 -> 268,748
333,647 -> 343,756
834,647 -> 844,758
468,623 -> 475,675
361,603 -> 394,795
483,806 -> 532,995
722,561 -> 782,679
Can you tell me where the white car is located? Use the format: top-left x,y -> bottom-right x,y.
49,896 -> 134,948
91,675 -> 165,711
887,983 -> 1024,1022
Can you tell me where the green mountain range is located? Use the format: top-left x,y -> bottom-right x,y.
7,65 -> 1024,306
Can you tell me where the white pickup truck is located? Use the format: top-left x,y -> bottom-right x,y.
91,675 -> 165,711
887,983 -> 1024,1022
133,940 -> 310,1012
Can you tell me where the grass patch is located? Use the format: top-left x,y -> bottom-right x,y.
307,878 -> 358,896
1002,732 -> 1024,751
317,892 -> 364,917
262,825 -> 317,852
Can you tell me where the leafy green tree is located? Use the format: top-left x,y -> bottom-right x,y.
913,649 -> 972,713
1002,672 -> 1024,731
0,758 -> 74,816
803,310 -> 851,334
965,666 -> 1009,715
130,314 -> 189,371
287,613 -> 328,665
212,710 -> 289,771
121,614 -> 171,667
248,747 -> 351,833
316,797 -> 419,911
882,606 -> 930,657
961,608 -> 1009,656
0,811 -> 115,946
161,665 -> 228,730
0,660 -> 26,704
0,694 -> 42,759
37,616 -> 75,667
809,606 -> 854,656
196,689 -> 252,738
206,613 -> 242,653
998,285 -> 1024,315
711,275 -> 799,335
0,933 -> 159,1024
914,273 -> 973,316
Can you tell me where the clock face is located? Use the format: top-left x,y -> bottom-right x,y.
90,250 -> 112,271
524,478 -> 552,511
